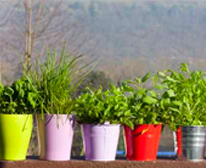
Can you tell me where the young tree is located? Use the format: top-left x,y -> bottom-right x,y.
3,0 -> 87,63
0,0 -> 91,82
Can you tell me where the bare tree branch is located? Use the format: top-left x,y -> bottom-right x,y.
0,0 -> 96,85
33,0 -> 62,39
24,0 -> 32,66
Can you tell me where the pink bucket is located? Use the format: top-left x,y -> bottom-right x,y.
37,114 -> 75,161
82,123 -> 120,161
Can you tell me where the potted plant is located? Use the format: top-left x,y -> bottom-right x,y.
28,47 -> 91,161
0,77 -> 39,161
157,63 -> 206,162
74,85 -> 132,161
122,72 -> 163,161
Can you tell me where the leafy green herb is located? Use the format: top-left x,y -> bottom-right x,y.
157,63 -> 206,130
74,85 -> 133,128
122,73 -> 163,127
0,77 -> 40,114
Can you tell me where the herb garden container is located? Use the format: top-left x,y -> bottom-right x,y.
156,64 -> 206,161
74,83 -> 130,161
0,114 -> 33,161
124,124 -> 162,161
180,126 -> 206,162
37,114 -> 75,161
27,47 -> 90,161
82,123 -> 120,161
121,73 -> 163,161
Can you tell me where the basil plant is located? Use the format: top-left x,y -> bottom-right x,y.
0,77 -> 40,114
156,63 -> 206,130
74,85 -> 133,128
122,72 -> 163,128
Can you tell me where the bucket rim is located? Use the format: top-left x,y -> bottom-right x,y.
0,113 -> 33,116
82,123 -> 120,127
181,125 -> 206,128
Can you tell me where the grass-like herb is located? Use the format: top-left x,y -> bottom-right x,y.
27,46 -> 93,116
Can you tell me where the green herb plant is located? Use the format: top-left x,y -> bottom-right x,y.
74,84 -> 133,128
28,46 -> 93,116
122,72 -> 163,128
156,63 -> 206,130
0,77 -> 39,114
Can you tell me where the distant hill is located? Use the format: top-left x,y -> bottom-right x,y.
2,0 -> 206,59
1,0 -> 206,82
66,0 -> 206,59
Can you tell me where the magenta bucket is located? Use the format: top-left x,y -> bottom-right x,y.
82,124 -> 120,161
37,114 -> 75,161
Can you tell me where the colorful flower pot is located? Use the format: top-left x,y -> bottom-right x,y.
37,114 -> 75,161
82,123 -> 120,161
173,127 -> 182,159
181,126 -> 206,162
176,127 -> 182,157
124,124 -> 162,161
0,114 -> 33,161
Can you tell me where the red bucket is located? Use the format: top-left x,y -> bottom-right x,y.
124,124 -> 162,161
176,126 -> 182,156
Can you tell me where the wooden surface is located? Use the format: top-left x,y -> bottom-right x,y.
0,159 -> 206,168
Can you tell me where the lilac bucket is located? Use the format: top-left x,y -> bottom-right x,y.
37,114 -> 75,161
82,123 -> 120,161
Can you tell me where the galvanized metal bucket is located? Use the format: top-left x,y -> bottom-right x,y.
181,126 -> 206,162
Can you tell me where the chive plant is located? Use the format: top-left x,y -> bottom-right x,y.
28,47 -> 92,116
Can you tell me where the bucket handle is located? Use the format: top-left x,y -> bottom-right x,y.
133,125 -> 151,137
69,114 -> 75,128
45,115 -> 53,126
22,115 -> 30,132
141,125 -> 150,135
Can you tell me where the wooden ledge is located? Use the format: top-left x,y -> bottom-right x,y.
1,159 -> 206,168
